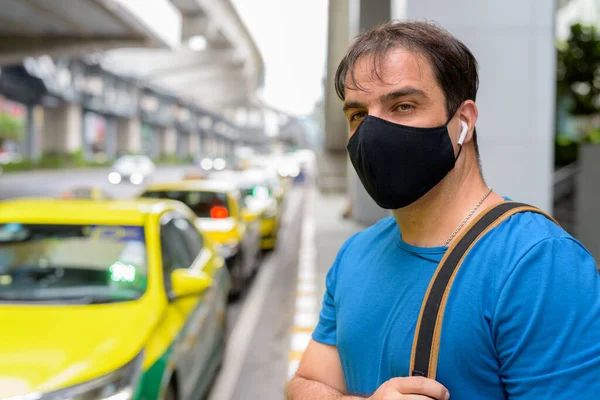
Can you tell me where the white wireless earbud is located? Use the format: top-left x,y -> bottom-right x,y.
458,120 -> 468,146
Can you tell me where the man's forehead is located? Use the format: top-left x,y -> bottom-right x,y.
344,49 -> 433,93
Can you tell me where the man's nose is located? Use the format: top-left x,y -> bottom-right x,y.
367,108 -> 385,120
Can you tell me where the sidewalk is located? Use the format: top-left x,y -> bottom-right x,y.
288,185 -> 364,378
313,190 -> 364,309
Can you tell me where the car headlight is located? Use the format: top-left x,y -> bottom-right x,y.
129,172 -> 144,185
108,172 -> 122,184
39,351 -> 143,400
200,158 -> 213,170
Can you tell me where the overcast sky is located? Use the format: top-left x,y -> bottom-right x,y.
232,0 -> 328,116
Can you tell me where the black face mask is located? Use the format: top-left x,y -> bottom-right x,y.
347,115 -> 460,209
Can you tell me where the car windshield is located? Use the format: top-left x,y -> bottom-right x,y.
0,223 -> 147,304
240,184 -> 271,201
142,190 -> 230,218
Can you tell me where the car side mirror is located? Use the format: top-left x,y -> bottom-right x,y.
169,269 -> 212,301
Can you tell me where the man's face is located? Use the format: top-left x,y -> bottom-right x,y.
343,48 -> 452,137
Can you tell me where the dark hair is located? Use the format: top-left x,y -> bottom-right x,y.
335,20 -> 480,153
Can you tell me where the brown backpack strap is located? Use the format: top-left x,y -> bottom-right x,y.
409,201 -> 558,379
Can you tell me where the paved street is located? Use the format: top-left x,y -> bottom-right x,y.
0,166 -> 191,200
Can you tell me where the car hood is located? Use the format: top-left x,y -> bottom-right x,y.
0,297 -> 160,398
113,163 -> 154,176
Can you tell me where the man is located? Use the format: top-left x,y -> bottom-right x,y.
287,21 -> 600,400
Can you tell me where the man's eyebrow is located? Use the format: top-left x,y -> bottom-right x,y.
342,101 -> 366,112
380,88 -> 427,103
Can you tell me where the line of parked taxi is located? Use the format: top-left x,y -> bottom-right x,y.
0,164 -> 289,400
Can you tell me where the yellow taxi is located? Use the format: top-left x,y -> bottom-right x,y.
0,198 -> 229,400
210,169 -> 284,251
139,180 -> 261,298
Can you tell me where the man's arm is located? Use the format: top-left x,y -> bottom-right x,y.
286,340 -> 450,400
286,340 -> 359,400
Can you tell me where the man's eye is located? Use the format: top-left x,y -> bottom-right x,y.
397,104 -> 414,112
350,112 -> 367,122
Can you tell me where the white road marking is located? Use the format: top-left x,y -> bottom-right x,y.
298,270 -> 315,280
287,360 -> 300,380
294,312 -> 318,328
290,332 -> 313,352
297,282 -> 316,294
295,295 -> 317,310
288,183 -> 318,380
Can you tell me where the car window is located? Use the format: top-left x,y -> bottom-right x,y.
160,217 -> 194,292
0,223 -> 147,303
174,218 -> 204,262
115,156 -> 134,166
142,190 -> 230,219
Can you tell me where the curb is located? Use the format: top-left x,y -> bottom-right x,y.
287,183 -> 317,379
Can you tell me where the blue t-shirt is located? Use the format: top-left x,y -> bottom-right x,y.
312,211 -> 600,399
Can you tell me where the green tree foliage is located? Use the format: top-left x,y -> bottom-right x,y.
557,23 -> 600,116
0,113 -> 24,142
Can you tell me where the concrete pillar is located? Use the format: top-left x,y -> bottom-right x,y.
198,130 -> 205,157
357,0 -> 391,31
117,118 -> 141,155
392,0 -> 556,213
212,136 -> 219,157
166,127 -> 177,156
150,127 -> 159,159
189,131 -> 201,156
105,117 -> 117,160
42,103 -> 82,155
176,130 -> 188,158
575,145 -> 600,262
347,0 -> 392,226
82,112 -> 94,161
23,105 -> 43,161
320,0 -> 352,194
158,127 -> 177,157
320,0 -> 391,225
155,128 -> 164,157
204,135 -> 216,157
213,138 -> 221,157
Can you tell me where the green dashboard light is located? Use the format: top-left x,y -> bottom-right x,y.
252,186 -> 270,199
110,262 -> 136,283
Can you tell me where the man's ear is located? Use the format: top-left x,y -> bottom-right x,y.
457,100 -> 478,145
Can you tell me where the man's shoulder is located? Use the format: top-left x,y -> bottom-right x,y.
477,208 -> 591,269
334,216 -> 396,262
346,215 -> 397,246
495,209 -> 572,244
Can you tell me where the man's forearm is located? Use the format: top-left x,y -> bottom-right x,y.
286,376 -> 365,400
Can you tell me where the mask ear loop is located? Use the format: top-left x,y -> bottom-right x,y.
445,105 -> 467,161
455,145 -> 463,161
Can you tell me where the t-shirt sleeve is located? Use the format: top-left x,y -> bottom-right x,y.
493,237 -> 600,398
312,235 -> 355,346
